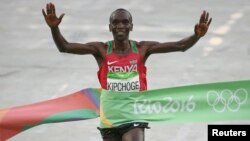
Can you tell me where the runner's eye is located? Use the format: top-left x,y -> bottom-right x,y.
112,20 -> 119,25
122,20 -> 129,25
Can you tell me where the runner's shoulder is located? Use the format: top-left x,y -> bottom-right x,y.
86,41 -> 106,51
84,41 -> 106,56
86,41 -> 106,48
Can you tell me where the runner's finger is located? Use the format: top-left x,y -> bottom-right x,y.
59,13 -> 65,21
46,3 -> 49,14
205,12 -> 209,23
49,3 -> 53,14
199,11 -> 205,24
51,3 -> 55,14
207,18 -> 212,27
42,9 -> 46,17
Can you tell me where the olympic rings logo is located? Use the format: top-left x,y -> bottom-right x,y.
206,88 -> 248,112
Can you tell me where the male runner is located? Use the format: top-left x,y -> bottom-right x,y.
42,2 -> 212,141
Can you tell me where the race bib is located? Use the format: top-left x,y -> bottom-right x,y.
107,72 -> 140,92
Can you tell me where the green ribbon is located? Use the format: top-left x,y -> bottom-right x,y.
100,80 -> 250,128
108,72 -> 139,79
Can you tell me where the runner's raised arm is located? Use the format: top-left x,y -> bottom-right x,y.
42,3 -> 105,57
139,10 -> 212,61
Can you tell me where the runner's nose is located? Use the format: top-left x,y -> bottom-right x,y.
116,22 -> 125,29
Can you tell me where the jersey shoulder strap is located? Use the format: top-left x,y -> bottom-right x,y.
130,40 -> 138,53
107,41 -> 113,54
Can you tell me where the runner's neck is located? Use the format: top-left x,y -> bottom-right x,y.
113,40 -> 131,55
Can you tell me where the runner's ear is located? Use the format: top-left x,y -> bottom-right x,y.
109,24 -> 112,32
130,23 -> 133,31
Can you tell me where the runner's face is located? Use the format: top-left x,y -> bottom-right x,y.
109,11 -> 133,41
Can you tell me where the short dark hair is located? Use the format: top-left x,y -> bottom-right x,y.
109,8 -> 133,23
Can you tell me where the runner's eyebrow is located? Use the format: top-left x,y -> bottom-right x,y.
112,20 -> 119,25
122,20 -> 130,24
111,19 -> 130,25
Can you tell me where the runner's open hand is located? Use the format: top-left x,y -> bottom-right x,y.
194,11 -> 212,37
42,3 -> 64,28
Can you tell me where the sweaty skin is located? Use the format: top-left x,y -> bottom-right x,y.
42,2 -> 212,141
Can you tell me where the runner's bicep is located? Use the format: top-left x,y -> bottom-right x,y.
147,41 -> 184,55
64,42 -> 104,55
